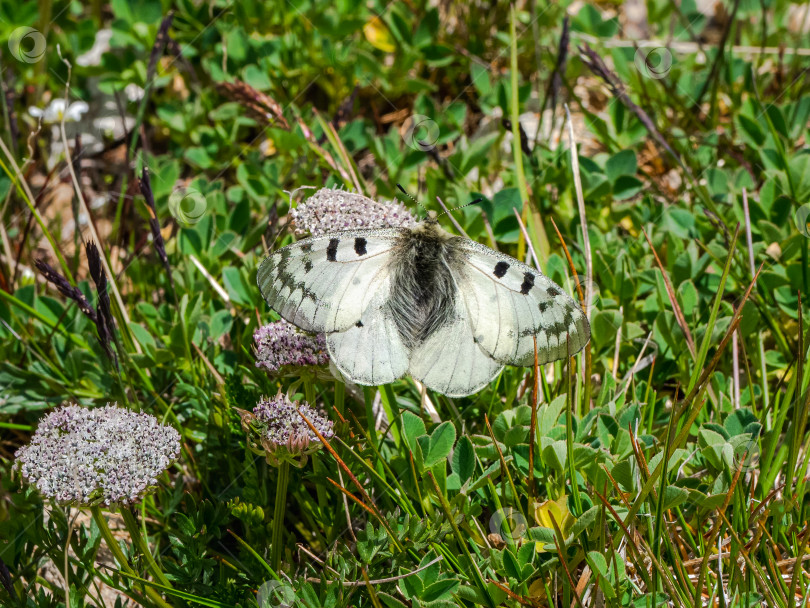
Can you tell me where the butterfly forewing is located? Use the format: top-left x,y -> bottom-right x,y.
454,240 -> 590,366
257,230 -> 402,333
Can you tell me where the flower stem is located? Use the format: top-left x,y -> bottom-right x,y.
271,461 -> 291,570
303,378 -> 316,406
90,507 -> 173,608
120,507 -> 173,590
334,380 -> 345,417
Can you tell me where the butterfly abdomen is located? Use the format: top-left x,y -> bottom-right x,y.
389,225 -> 459,349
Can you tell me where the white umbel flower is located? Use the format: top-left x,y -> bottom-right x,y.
14,404 -> 181,506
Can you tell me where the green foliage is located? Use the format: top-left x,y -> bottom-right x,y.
1,0 -> 810,606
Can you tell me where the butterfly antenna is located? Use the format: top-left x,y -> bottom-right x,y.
436,197 -> 483,218
396,183 -> 428,217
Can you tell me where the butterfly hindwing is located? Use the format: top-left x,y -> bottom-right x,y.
257,230 -> 402,333
408,284 -> 504,397
454,240 -> 590,366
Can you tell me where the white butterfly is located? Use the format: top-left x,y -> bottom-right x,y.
257,190 -> 590,397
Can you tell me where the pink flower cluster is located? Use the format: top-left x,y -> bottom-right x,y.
291,188 -> 417,236
254,320 -> 329,373
253,395 -> 334,451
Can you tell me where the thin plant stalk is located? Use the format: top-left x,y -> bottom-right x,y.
0,140 -> 73,282
119,507 -> 173,590
564,105 -> 593,413
334,380 -> 345,418
64,509 -> 79,608
509,6 -> 549,262
304,376 -> 329,519
428,472 -> 496,608
742,187 -> 770,415
59,115 -> 138,354
90,507 -> 173,608
270,461 -> 291,570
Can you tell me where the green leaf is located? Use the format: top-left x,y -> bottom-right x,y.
129,323 -> 157,357
424,421 -> 456,468
612,175 -> 644,200
592,309 -> 623,348
184,147 -> 213,169
766,105 -> 788,139
605,150 -> 637,182
587,551 -> 609,578
451,435 -> 475,485
501,548 -> 522,580
788,154 -> 810,201
736,114 -> 765,147
570,505 -> 600,536
421,579 -> 460,602
221,267 -> 252,306
471,62 -> 492,99
539,395 -> 566,435
402,411 -> 427,452
541,438 -> 567,472
661,486 -> 689,510
209,310 -> 233,341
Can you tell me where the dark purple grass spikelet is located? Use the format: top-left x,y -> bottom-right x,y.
85,241 -> 117,363
34,259 -> 97,323
139,166 -> 175,294
578,43 -> 678,162
146,11 -> 175,84
216,79 -> 290,129
254,320 -> 329,373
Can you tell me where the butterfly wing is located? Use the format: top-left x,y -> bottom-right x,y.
408,317 -> 504,397
408,263 -> 504,397
454,240 -> 590,366
325,291 -> 409,386
257,229 -> 402,333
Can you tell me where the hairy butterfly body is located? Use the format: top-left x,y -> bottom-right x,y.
257,191 -> 590,396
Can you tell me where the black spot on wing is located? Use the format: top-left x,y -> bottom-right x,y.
301,243 -> 313,253
326,238 -> 339,261
355,320 -> 364,328
520,272 -> 535,295
521,308 -> 576,338
493,261 -> 509,278
304,259 -> 313,273
354,237 -> 367,256
546,285 -> 561,297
